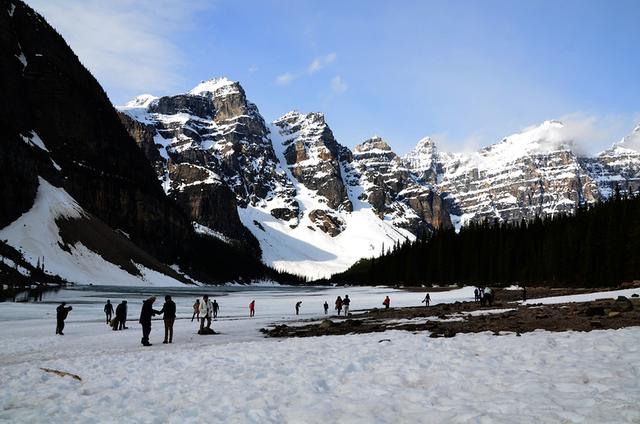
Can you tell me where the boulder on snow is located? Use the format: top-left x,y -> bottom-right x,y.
612,296 -> 634,312
319,319 -> 334,328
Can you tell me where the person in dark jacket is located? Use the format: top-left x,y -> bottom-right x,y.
212,299 -> 219,319
295,301 -> 302,315
158,295 -> 176,344
56,302 -> 72,335
421,293 -> 431,307
104,300 -> 114,324
139,296 -> 161,346
114,300 -> 128,330
343,295 -> 351,315
323,301 -> 329,314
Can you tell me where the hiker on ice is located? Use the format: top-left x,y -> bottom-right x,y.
113,300 -> 128,330
474,288 -> 480,303
139,296 -> 161,346
158,295 -> 176,344
295,301 -> 302,315
323,301 -> 329,314
249,300 -> 255,317
104,300 -> 114,324
213,299 -> 219,319
343,295 -> 351,315
200,295 -> 213,332
55,302 -> 72,335
421,293 -> 431,307
191,299 -> 200,322
383,295 -> 390,309
335,296 -> 343,316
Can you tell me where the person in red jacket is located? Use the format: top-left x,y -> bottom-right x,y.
383,296 -> 390,309
249,300 -> 255,317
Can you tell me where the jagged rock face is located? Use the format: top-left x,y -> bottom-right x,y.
308,209 -> 345,237
273,111 -> 352,211
118,78 -> 295,252
352,137 -> 452,234
0,0 -> 193,261
402,120 -> 640,227
581,125 -> 640,197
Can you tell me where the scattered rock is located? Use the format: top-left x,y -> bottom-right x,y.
590,320 -> 603,328
632,294 -> 639,298
612,296 -> 634,312
585,306 -> 605,316
608,311 -> 621,318
319,320 -> 334,328
198,327 -> 216,335
378,339 -> 391,343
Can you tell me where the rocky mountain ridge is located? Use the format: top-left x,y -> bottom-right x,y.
404,120 -> 640,227
118,81 -> 451,277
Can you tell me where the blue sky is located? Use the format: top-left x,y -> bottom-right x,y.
28,0 -> 640,154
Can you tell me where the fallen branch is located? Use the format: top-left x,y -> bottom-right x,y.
40,367 -> 82,381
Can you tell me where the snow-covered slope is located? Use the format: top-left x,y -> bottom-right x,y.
118,80 -> 449,278
0,177 -> 188,286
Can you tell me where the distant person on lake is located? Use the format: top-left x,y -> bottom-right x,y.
158,295 -> 176,344
295,301 -> 302,315
191,299 -> 200,322
114,300 -> 128,330
213,299 -> 219,319
139,296 -> 161,346
522,287 -> 527,302
200,295 -> 213,331
323,301 -> 329,314
383,296 -> 390,310
474,288 -> 480,302
104,300 -> 113,324
249,300 -> 255,317
343,295 -> 351,315
55,302 -> 72,335
422,293 -> 431,307
335,296 -> 343,316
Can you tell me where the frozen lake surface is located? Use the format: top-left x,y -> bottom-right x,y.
1,285 -> 639,423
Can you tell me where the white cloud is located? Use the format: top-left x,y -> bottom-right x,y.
330,75 -> 348,94
26,0 -> 209,102
557,112 -> 637,155
276,72 -> 295,86
307,52 -> 336,74
248,64 -> 259,73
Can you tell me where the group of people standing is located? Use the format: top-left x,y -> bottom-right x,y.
104,300 -> 128,330
474,287 -> 494,306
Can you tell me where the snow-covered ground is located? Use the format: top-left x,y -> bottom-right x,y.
1,285 -> 639,423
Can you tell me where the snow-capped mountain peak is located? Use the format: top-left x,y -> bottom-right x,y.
354,136 -> 394,154
124,94 -> 158,108
188,76 -> 240,97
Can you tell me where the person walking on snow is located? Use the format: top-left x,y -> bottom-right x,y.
383,296 -> 390,310
343,295 -> 351,315
104,300 -> 114,324
158,295 -> 176,344
249,300 -> 256,317
213,299 -> 219,319
323,301 -> 329,314
114,300 -> 128,330
139,296 -> 161,346
335,296 -> 343,316
200,295 -> 213,331
191,299 -> 200,322
295,301 -> 302,315
422,293 -> 431,307
55,302 -> 72,335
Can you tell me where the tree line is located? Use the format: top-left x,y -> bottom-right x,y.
331,187 -> 640,287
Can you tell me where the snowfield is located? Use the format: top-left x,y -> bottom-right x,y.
1,286 -> 639,423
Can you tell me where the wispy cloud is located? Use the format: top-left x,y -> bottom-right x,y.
27,0 -> 209,102
276,72 -> 295,86
275,52 -> 337,86
307,52 -> 336,74
248,64 -> 259,73
330,75 -> 348,94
